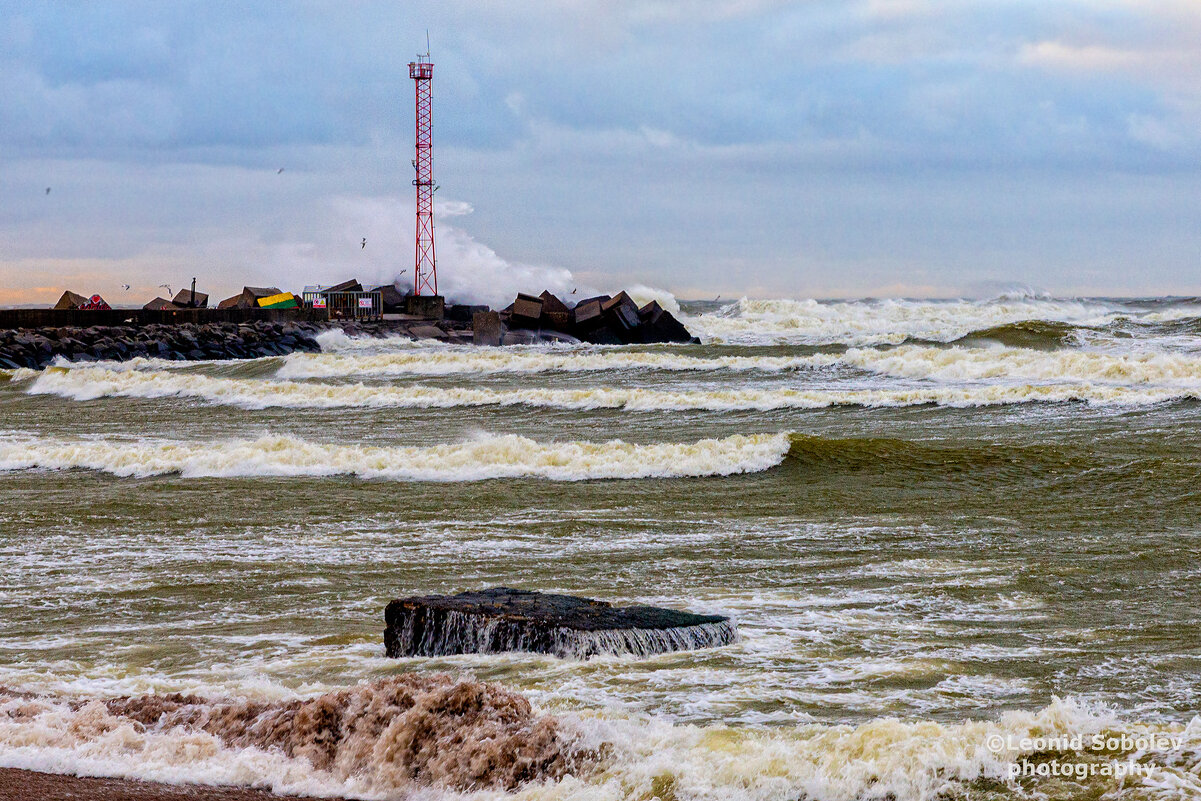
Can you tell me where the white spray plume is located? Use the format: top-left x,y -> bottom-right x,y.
249,195 -> 595,308
625,284 -> 681,315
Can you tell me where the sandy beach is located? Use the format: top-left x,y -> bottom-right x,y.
0,768 -> 347,801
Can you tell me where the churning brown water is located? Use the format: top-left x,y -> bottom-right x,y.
2,295 -> 1201,800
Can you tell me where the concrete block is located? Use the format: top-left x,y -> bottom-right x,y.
639,301 -> 694,343
571,297 -> 606,329
409,324 -> 448,340
511,293 -> 543,327
405,294 -> 445,320
472,311 -> 502,346
602,292 -> 641,332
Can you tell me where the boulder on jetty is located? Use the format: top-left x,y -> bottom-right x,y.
384,587 -> 737,659
53,290 -> 90,310
492,289 -> 698,346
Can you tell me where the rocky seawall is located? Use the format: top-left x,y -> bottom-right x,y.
0,319 -> 475,369
0,289 -> 698,368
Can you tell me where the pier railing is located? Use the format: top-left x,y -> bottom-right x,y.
304,290 -> 383,321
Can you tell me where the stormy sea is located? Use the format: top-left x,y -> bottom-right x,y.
2,293 -> 1200,800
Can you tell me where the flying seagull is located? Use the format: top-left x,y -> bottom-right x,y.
277,168 -> 284,174
570,287 -> 577,294
121,284 -> 131,291
361,238 -> 366,249
45,187 -> 50,195
159,284 -> 172,297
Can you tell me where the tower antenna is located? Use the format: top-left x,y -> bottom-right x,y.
408,41 -> 437,296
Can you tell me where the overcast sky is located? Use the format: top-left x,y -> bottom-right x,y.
1,0 -> 1199,306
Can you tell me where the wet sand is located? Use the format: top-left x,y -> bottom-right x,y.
0,768 -> 350,800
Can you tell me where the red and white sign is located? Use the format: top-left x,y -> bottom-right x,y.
358,297 -> 374,308
312,297 -> 327,308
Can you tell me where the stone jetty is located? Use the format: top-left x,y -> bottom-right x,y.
384,587 -> 737,659
0,321 -> 326,368
0,287 -> 698,367
0,318 -> 478,369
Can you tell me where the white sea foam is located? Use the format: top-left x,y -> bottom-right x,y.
314,329 -> 432,353
278,348 -> 830,379
687,297 -> 1152,345
1,688 -> 1196,801
844,344 -> 1201,386
278,343 -> 1201,384
27,363 -> 1201,411
0,431 -> 791,481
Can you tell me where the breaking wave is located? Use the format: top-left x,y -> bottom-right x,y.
949,319 -> 1088,349
277,349 -> 831,379
0,676 -> 588,796
2,685 -> 1197,800
689,296 -> 1201,345
0,431 -> 792,481
840,344 -> 1201,386
27,359 -> 1201,411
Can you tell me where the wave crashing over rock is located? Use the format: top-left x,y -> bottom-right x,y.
385,587 -> 738,659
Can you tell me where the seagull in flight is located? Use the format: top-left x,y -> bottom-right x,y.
277,168 -> 284,174
45,187 -> 51,195
121,284 -> 131,291
361,238 -> 366,249
159,284 -> 172,297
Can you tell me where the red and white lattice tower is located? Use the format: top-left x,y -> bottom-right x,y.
409,53 -> 437,296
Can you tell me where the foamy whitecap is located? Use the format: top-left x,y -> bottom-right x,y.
315,329 -> 433,352
844,345 -> 1201,386
0,431 -> 792,481
688,297 -> 1155,345
2,686 -> 1197,801
27,364 -> 1201,411
277,349 -> 831,379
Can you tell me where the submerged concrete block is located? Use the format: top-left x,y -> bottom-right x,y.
408,324 -> 447,340
384,587 -> 738,659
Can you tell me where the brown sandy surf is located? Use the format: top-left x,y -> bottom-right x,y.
0,674 -> 593,797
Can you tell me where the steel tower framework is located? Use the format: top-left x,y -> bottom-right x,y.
409,54 -> 437,296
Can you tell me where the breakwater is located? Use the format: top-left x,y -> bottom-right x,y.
0,320 -> 325,368
0,317 -> 473,368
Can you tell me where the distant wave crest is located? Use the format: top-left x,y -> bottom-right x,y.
688,296 -> 1201,345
